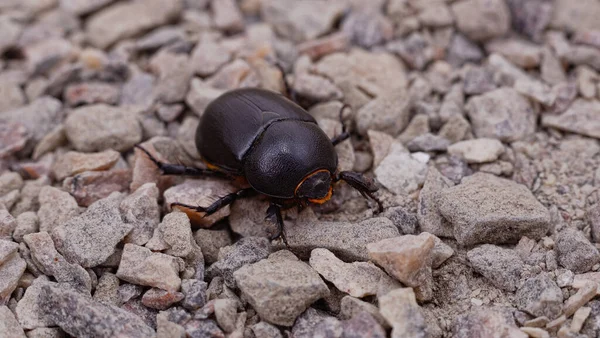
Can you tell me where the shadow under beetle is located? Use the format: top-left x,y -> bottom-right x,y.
137,80 -> 383,244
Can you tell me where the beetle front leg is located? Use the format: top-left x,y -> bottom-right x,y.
171,188 -> 255,216
136,145 -> 224,178
337,171 -> 384,213
265,203 -> 289,246
331,104 -> 351,146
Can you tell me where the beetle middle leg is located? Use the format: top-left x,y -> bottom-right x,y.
171,187 -> 256,216
330,104 -> 351,146
336,171 -> 384,213
265,203 -> 289,246
136,145 -> 225,178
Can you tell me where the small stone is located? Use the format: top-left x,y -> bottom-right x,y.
38,283 -> 155,337
488,53 -> 532,85
52,150 -> 120,181
463,66 -> 496,95
418,3 -> 454,27
286,216 -> 399,262
318,118 -> 355,171
342,9 -> 393,48
190,40 -> 231,78
514,78 -> 556,106
15,278 -> 55,329
379,288 -> 427,338
228,197 -> 276,238
309,248 -> 400,298
214,299 -> 237,333
52,192 -> 132,268
32,125 -> 66,160
63,82 -> 120,107
447,34 -> 484,67
117,243 -> 182,291
0,81 -> 25,112
233,250 -> 329,326
297,32 -> 349,60
251,322 -> 282,338
135,26 -> 186,52
368,130 -> 396,169
261,0 -> 346,42
406,133 -> 450,152
164,179 -> 237,227
453,308 -> 527,338
447,138 -> 505,164
571,307 -> 592,333
206,237 -> 271,288
120,68 -> 155,109
367,233 -> 435,291
542,99 -> 600,139
85,0 -> 183,49
0,240 -> 18,265
564,282 -> 597,318
292,73 -> 343,102
36,187 -> 78,234
63,169 -> 132,207
541,48 -> 567,85
118,283 -> 143,303
341,311 -> 386,338
451,0 -> 510,42
0,173 -> 23,198
120,183 -> 160,246
385,207 -> 418,235
387,33 -> 434,70
439,173 -> 550,246
340,296 -> 389,329
375,144 -> 428,195
292,307 -> 342,338
555,228 -> 600,273
157,212 -> 194,258
485,39 -> 542,68
549,83 -> 578,115
398,115 -> 430,147
93,273 -> 120,306
516,274 -> 563,319
551,0 -> 600,33
24,38 -> 75,75
0,250 -> 26,302
467,245 -> 524,291
0,16 -> 21,56
150,51 -> 192,104
211,0 -> 243,32
356,92 -> 411,136
506,0 -> 552,41
193,227 -> 232,265
206,59 -> 260,91
418,166 -> 454,237
10,176 -> 49,217
180,279 -> 207,311
60,0 -> 116,15
157,311 -> 186,337
185,78 -> 226,117
23,232 -> 91,292
64,104 -> 142,152
13,212 -> 38,243
0,305 -> 26,338
142,288 -> 184,310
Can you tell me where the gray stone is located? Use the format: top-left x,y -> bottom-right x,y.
214,298 -> 237,333
0,172 -> 23,198
439,173 -> 550,246
120,183 -> 160,246
251,322 -> 282,338
52,150 -> 120,181
342,9 -> 393,49
38,283 -> 155,337
120,68 -> 155,109
234,250 -> 329,326
135,26 -> 186,52
516,274 -> 563,319
52,193 -> 132,268
11,176 -> 49,217
452,308 -> 527,338
467,245 -> 524,291
93,272 -> 120,306
60,0 -> 116,15
206,237 -> 271,288
292,73 -> 343,102
341,310 -> 387,338
375,144 -> 428,195
0,240 -> 18,265
157,212 -> 194,258
0,121 -> 27,158
64,104 -> 142,152
387,33 -> 434,70
24,38 -> 75,76
190,40 -> 231,77
556,228 -> 600,273
506,0 -> 552,41
116,243 -> 182,292
340,296 -> 389,329
85,0 -> 183,48
62,169 -> 132,207
63,82 -> 121,107
0,16 -> 21,56
379,288 -> 428,338
447,138 -> 505,164
142,288 -> 184,311
0,305 -> 26,338
211,0 -> 243,32
551,0 -> 600,33
385,207 -> 418,235
542,99 -> 600,140
418,167 -> 454,237
463,66 -> 496,95
184,319 -> 224,338
180,279 -> 207,311
292,307 -> 342,338
13,212 -> 39,242
15,278 -> 55,329
466,88 -> 536,142
0,250 -> 26,302
0,81 -> 25,112
447,34 -> 484,67
24,232 -> 91,293
149,51 -> 192,104
451,0 -> 510,42
406,133 -> 450,153
185,78 -> 226,117
356,92 -> 411,136
193,227 -> 232,265
118,283 -> 143,303
485,39 -> 542,68
0,209 -> 17,241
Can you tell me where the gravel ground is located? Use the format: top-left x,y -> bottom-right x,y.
1,0 -> 600,337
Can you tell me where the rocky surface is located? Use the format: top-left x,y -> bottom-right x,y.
1,0 -> 600,337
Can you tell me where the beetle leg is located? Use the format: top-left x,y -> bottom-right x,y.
265,203 -> 289,246
171,188 -> 255,216
331,104 -> 351,146
274,62 -> 297,102
337,171 -> 384,213
135,145 -> 224,178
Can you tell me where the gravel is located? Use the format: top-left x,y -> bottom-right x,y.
467,244 -> 524,291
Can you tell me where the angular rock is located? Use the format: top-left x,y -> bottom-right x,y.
52,192 -> 132,268
149,51 -> 192,104
379,288 -> 427,338
211,0 -> 243,32
193,227 -> 232,265
356,92 -> 411,136
60,0 -> 116,15
185,78 -> 225,117
292,73 -> 343,102
85,0 -> 183,48
0,250 -> 26,302
23,232 -> 91,292
375,144 -> 428,195
0,172 -> 23,198
406,133 -> 450,153
10,176 -> 49,217
452,308 -> 527,338
447,34 -> 484,67
233,250 -> 329,326
64,104 -> 142,152
120,183 -> 160,246
116,243 -> 182,291
341,310 -> 387,338
190,40 -> 231,77
206,237 -> 271,288
13,212 -> 38,243
251,322 -> 283,338
466,88 -> 536,142
340,296 -> 389,329
555,228 -> 600,274
0,81 -> 25,113
15,278 -> 55,329
516,274 -> 563,319
551,0 -> 600,33
52,150 -> 120,181
292,307 -> 342,338
467,245 -> 524,291
438,173 -> 550,246
463,66 -> 497,95
513,78 -> 556,106
228,198 -> 276,238
120,68 -> 155,109
342,8 -> 393,49
506,0 -> 552,41
0,305 -> 26,338
214,299 -> 237,333
418,167 -> 454,237
542,99 -> 600,139
93,272 -> 120,306
447,138 -> 505,164
387,33 -> 434,70
63,169 -> 132,207
0,240 -> 18,265
180,279 -> 207,311
156,212 -> 194,258
64,82 -> 121,107
142,288 -> 184,310
309,248 -> 400,298
451,0 -> 510,42
485,39 -> 542,68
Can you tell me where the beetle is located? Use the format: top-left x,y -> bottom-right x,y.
137,86 -> 382,243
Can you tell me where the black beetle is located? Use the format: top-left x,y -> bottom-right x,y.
137,86 -> 382,243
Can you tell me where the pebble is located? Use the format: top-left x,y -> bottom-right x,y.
368,130 -> 396,169
0,249 -> 26,302
375,144 -> 428,195
0,81 -> 25,112
118,283 -> 143,303
387,32 -> 434,70
406,133 -> 450,152
63,82 -> 121,107
52,150 -> 120,181
513,78 -> 556,106
0,240 -> 18,265
211,0 -> 244,32
233,250 -> 329,326
117,243 -> 182,291
251,321 -> 282,338
15,278 -> 55,329
38,283 -> 155,337
542,99 -> 600,140
379,288 -> 428,338
563,282 -> 597,318
63,169 -> 132,207
571,307 -> 591,333
485,39 -> 542,68
438,173 -> 551,246
23,232 -> 91,293
342,8 -> 393,48
431,236 -> 454,268
309,248 -> 400,298
193,227 -> 232,265
0,16 -> 21,56
228,197 -> 276,238
85,0 -> 183,48
142,288 -> 184,310
156,212 -> 195,258
292,73 -> 343,102
555,228 -> 600,274
580,300 -> 600,337
356,92 -> 411,136
52,192 -> 132,268
340,296 -> 389,329
467,244 -> 524,291
64,104 -> 142,152
506,0 -> 552,42
149,51 -> 192,104
0,172 -> 23,198
446,34 -> 484,67
0,305 -> 26,338
185,78 -> 226,117
206,237 -> 271,288
417,166 -> 454,237
180,279 -> 207,311
214,298 -> 237,333
93,273 -> 120,306
286,215 -> 399,262
13,212 -> 38,242
552,0 -> 600,33
120,67 -> 155,109
447,138 -> 505,164
451,0 -> 510,41
367,233 -> 435,296
24,38 -> 76,75
297,32 -> 350,60
11,176 -> 49,217
120,183 -> 160,246
135,26 -> 186,52
453,308 -> 527,338
517,274 -> 563,319
292,307 -> 341,338
190,40 -> 231,77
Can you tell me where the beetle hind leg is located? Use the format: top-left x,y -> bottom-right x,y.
337,171 -> 384,213
171,188 -> 255,216
135,145 -> 224,178
265,203 -> 289,246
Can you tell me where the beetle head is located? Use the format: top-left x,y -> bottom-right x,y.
295,169 -> 333,204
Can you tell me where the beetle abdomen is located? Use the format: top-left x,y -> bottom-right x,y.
243,120 -> 338,199
196,88 -> 316,173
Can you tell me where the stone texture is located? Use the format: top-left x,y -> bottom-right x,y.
51,192 -> 132,268
341,311 -> 387,338
149,51 -> 192,104
206,237 -> 271,288
0,305 -> 26,338
15,278 -> 55,330
555,228 -> 600,273
116,243 -> 182,291
142,288 -> 184,311
0,250 -> 26,302
52,150 -> 120,181
193,227 -> 232,265
447,138 -> 505,164
551,0 -> 600,33
233,250 -> 329,326
467,245 -> 524,291
120,183 -> 160,246
417,167 -> 454,237
452,308 -> 527,338
451,0 -> 510,42
438,173 -> 550,246
516,274 -> 563,319
356,92 -> 411,136
379,288 -> 428,338
375,144 -> 428,195
63,169 -> 132,207
542,99 -> 600,139
340,296 -> 389,329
